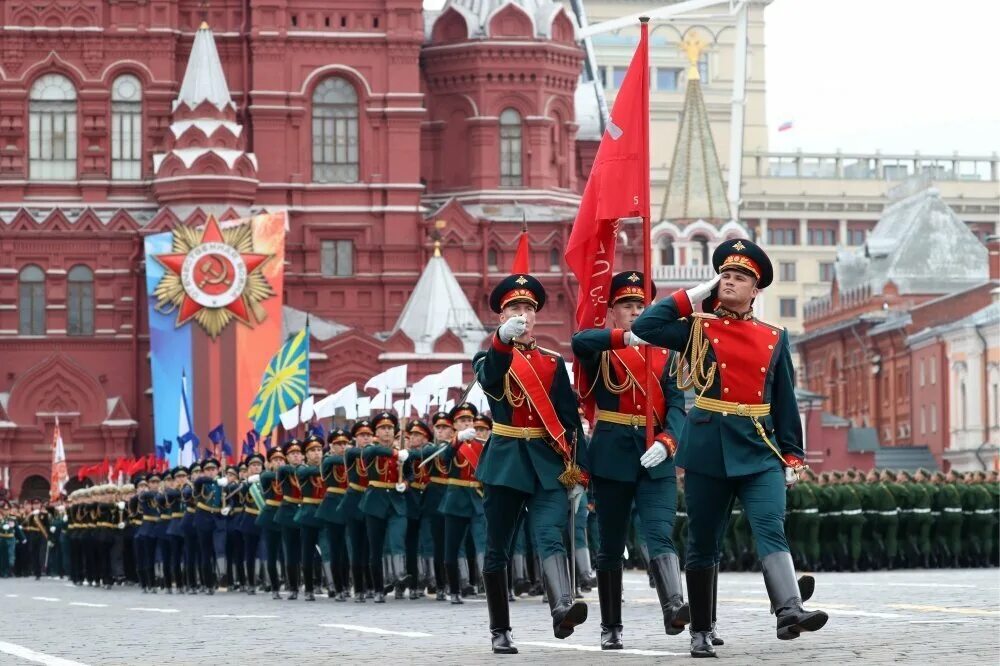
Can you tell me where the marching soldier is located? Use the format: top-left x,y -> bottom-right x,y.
295,434 -> 327,601
1,501 -> 23,578
423,411 -> 455,600
474,272 -> 588,654
258,446 -> 287,598
23,498 -> 50,580
932,471 -> 962,567
240,453 -> 265,594
571,270 -> 689,649
342,420 -> 373,601
318,430 -> 351,600
276,440 -> 305,600
135,475 -> 159,592
193,458 -> 224,594
156,469 -> 176,593
402,420 -> 433,599
222,465 -> 245,591
360,411 -> 410,603
633,238 -> 827,657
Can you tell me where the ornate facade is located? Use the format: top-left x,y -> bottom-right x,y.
0,0 -> 600,498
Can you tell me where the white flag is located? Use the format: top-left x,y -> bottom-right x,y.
312,393 -> 338,420
279,404 -> 300,430
371,390 -> 393,411
466,382 -> 489,413
435,363 -> 464,391
364,364 -> 408,392
355,396 -> 371,418
299,395 -> 315,423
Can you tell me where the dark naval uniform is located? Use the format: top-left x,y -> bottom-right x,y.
193,458 -> 223,594
475,273 -> 588,653
632,239 -> 827,656
572,270 -> 689,648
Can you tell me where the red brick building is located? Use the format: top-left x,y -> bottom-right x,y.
795,181 -> 996,470
0,0 -> 614,498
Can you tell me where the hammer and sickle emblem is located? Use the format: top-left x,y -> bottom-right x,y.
198,255 -> 232,289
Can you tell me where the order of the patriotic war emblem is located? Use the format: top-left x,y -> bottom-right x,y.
152,215 -> 274,339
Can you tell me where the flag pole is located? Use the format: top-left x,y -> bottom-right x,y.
639,17 -> 654,450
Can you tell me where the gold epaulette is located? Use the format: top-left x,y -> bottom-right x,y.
536,346 -> 562,357
755,318 -> 785,332
691,312 -> 719,320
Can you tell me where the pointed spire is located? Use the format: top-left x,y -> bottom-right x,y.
175,22 -> 234,112
660,31 -> 730,224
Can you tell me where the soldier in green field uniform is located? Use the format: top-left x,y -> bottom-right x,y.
882,470 -> 909,567
633,239 -> 827,657
796,469 -> 820,571
571,270 -> 689,649
964,471 -> 994,567
873,469 -> 900,569
361,411 -> 410,604
814,473 -> 836,571
932,471 -> 962,567
986,470 -> 999,565
908,470 -> 933,568
318,429 -> 351,600
838,471 -> 864,571
474,273 -> 588,654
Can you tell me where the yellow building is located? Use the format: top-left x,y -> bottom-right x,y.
577,0 -> 999,331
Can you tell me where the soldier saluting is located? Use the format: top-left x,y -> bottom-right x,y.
571,271 -> 689,650
474,273 -> 588,655
632,238 -> 828,658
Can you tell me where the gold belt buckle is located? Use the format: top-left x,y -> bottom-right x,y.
735,403 -> 749,417
521,427 -> 530,439
629,414 -> 641,428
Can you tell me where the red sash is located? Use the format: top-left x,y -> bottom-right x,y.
458,439 -> 486,472
509,349 -> 571,458
610,347 -> 667,425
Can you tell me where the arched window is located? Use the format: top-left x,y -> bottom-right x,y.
67,265 -> 94,336
499,108 -> 522,187
312,77 -> 359,183
19,265 -> 45,335
487,248 -> 499,271
111,74 -> 142,180
692,234 -> 709,265
29,74 -> 77,180
549,247 -> 561,272
659,237 -> 675,265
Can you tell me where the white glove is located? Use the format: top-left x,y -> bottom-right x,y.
117,501 -> 126,510
784,466 -> 799,487
216,477 -> 229,488
640,442 -> 668,469
221,506 -> 231,516
457,428 -> 477,442
49,526 -> 56,533
248,474 -> 260,484
498,315 -> 528,344
397,449 -> 410,463
627,332 -> 648,347
567,484 -> 585,512
685,274 -> 722,305
117,522 -> 125,530
2,523 -> 10,530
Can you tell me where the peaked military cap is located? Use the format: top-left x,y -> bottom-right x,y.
609,271 -> 656,307
712,238 -> 773,289
303,433 -> 324,452
406,420 -> 432,439
489,274 -> 546,313
266,447 -> 286,462
245,453 -> 265,466
202,457 -> 221,470
473,414 -> 493,429
449,402 -> 478,422
327,428 -> 351,445
352,419 -> 374,437
372,411 -> 399,432
282,439 -> 302,456
431,411 -> 453,428
189,461 -> 203,474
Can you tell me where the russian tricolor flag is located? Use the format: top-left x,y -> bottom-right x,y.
778,120 -> 794,132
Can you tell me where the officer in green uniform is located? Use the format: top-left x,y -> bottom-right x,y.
361,411 -> 410,603
985,470 -> 999,565
874,469 -> 900,569
422,411 -> 455,601
475,273 -> 588,654
257,446 -> 286,598
907,470 -> 933,568
571,270 -> 689,649
633,238 -> 827,657
275,440 -> 304,600
964,471 -> 994,566
932,471 -> 962,567
294,434 -> 326,601
402,420 -> 433,599
318,429 -> 351,600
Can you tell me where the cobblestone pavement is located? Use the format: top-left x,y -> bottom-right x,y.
0,568 -> 998,665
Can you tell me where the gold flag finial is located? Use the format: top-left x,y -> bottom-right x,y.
680,32 -> 707,81
199,20 -> 210,30
433,240 -> 442,257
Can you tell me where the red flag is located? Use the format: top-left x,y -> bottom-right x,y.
565,19 -> 650,332
512,227 -> 530,273
99,458 -> 109,481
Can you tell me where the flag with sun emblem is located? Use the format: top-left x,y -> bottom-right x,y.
248,327 -> 310,438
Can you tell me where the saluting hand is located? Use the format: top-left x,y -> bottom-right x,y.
685,273 -> 722,305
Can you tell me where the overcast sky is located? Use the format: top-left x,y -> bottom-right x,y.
423,0 -> 1000,157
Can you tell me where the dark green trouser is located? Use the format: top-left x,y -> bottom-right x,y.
841,512 -> 864,566
592,475 -> 676,571
482,483 -> 567,573
684,468 -> 789,570
673,514 -> 687,565
934,512 -> 962,559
